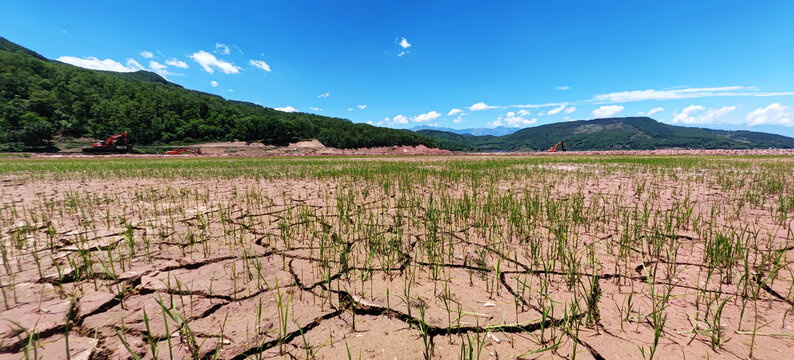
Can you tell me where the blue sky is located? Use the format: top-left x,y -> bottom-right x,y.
3,1 -> 794,136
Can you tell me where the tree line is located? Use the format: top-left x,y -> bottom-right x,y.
0,42 -> 434,151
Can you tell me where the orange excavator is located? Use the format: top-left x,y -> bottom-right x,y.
546,141 -> 566,152
166,148 -> 202,155
83,131 -> 132,153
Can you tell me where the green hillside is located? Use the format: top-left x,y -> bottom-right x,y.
0,37 -> 435,151
418,117 -> 794,151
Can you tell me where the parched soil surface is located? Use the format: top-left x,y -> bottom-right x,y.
1,155 -> 794,359
28,146 -> 794,159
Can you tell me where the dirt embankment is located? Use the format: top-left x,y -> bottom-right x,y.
25,140 -> 454,158
20,139 -> 794,158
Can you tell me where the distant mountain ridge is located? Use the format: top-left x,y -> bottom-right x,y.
410,125 -> 520,137
417,117 -> 794,151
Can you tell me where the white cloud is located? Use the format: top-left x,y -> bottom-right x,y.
317,92 -> 331,98
453,116 -> 464,123
309,106 -> 323,112
564,106 -> 577,114
469,102 -> 499,111
509,102 -> 568,109
413,111 -> 441,123
126,58 -> 145,71
746,103 -> 792,126
672,105 -> 736,124
517,109 -> 531,116
357,105 -> 367,110
397,51 -> 406,57
392,115 -> 409,124
165,58 -> 189,68
348,107 -> 353,111
249,59 -> 271,72
490,112 -> 538,128
591,105 -> 624,118
210,81 -> 219,87
542,104 -> 566,116
639,107 -> 665,116
140,51 -> 154,59
274,106 -> 297,113
57,56 -> 141,72
448,108 -> 463,116
399,37 -> 411,49
215,43 -> 231,55
189,50 -> 241,74
592,86 -> 794,103
555,85 -> 570,91
228,89 -> 234,92
147,61 -> 176,77
149,61 -> 167,71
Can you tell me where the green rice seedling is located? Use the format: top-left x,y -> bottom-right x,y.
274,277 -> 293,354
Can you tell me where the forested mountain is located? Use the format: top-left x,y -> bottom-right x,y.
0,37 -> 435,150
410,125 -> 519,136
417,117 -> 794,151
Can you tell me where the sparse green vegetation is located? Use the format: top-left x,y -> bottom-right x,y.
1,154 -> 793,358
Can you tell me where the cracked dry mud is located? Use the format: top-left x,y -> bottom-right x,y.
1,155 -> 794,359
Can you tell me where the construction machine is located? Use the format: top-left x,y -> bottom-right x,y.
82,131 -> 132,153
546,141 -> 566,152
166,148 -> 202,155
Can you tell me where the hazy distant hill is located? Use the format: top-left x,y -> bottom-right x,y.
411,125 -> 519,137
417,117 -> 794,151
0,36 -> 435,150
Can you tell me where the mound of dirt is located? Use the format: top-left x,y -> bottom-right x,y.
288,139 -> 326,149
339,144 -> 453,155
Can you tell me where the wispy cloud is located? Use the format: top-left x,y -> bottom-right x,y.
639,107 -> 664,116
672,105 -> 736,124
215,43 -> 231,55
593,86 -> 794,103
249,59 -> 271,72
147,60 -> 176,77
165,58 -> 189,69
357,104 -> 367,110
555,85 -> 570,91
509,102 -> 568,109
190,50 -> 240,74
541,105 -> 566,116
126,58 -> 145,71
448,108 -> 463,116
489,111 -> 537,128
317,91 -> 331,98
210,81 -> 219,87
140,51 -> 154,59
309,106 -> 323,112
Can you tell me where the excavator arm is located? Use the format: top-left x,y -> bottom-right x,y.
546,141 -> 566,152
84,131 -> 131,153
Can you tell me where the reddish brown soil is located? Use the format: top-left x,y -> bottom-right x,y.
1,158 -> 793,359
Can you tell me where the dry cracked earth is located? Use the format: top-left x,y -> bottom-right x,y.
1,156 -> 794,359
